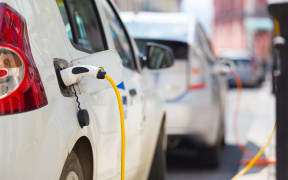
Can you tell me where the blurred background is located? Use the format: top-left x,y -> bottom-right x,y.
114,0 -> 273,60
114,0 -> 275,179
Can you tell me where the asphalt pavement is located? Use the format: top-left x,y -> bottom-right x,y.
166,80 -> 276,180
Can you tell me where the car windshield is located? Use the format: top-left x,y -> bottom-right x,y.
125,22 -> 188,42
135,39 -> 189,60
232,58 -> 251,65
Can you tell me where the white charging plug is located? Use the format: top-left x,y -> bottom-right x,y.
60,65 -> 106,87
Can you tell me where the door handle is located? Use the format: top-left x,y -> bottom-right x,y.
129,89 -> 137,96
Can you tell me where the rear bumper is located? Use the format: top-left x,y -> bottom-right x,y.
165,92 -> 221,146
0,115 -> 63,180
228,71 -> 261,86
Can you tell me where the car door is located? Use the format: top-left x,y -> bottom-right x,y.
101,2 -> 167,177
195,25 -> 222,140
99,0 -> 146,174
199,28 -> 223,113
55,0 -> 133,179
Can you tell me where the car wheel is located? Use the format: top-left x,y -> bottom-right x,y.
209,143 -> 221,168
201,142 -> 221,168
148,126 -> 166,180
220,126 -> 226,147
201,115 -> 224,168
60,151 -> 85,180
255,79 -> 263,88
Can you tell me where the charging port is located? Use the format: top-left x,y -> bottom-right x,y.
54,59 -> 74,97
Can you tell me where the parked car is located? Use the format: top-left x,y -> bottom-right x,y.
220,50 -> 265,87
0,1 -> 174,179
122,12 -> 228,166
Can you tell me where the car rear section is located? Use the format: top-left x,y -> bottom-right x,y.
222,50 -> 265,86
163,67 -> 220,147
231,58 -> 259,85
135,38 -> 221,147
122,13 -> 224,148
0,1 -> 90,179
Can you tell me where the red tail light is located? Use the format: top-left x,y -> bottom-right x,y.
0,3 -> 48,115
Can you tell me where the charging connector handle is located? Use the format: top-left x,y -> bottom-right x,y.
60,65 -> 106,87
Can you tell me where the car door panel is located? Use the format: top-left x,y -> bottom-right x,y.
195,27 -> 222,143
100,0 -> 146,174
123,70 -> 144,131
70,51 -> 126,179
71,50 -> 127,133
55,0 -> 128,178
72,50 -> 123,94
138,68 -> 165,173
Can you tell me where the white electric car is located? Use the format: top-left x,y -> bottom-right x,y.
0,1 -> 174,180
122,12 -> 228,166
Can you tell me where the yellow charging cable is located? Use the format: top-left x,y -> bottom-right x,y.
105,74 -> 126,180
231,122 -> 276,180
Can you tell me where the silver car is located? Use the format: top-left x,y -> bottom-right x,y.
221,50 -> 265,87
122,12 -> 228,166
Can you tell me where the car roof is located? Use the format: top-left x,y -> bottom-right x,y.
220,50 -> 253,59
121,12 -> 199,44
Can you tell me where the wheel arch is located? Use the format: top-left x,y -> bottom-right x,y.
72,136 -> 94,180
161,112 -> 166,130
161,112 -> 167,151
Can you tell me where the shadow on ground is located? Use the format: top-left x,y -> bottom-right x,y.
167,145 -> 242,180
238,141 -> 272,175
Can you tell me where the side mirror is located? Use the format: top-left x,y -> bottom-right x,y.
213,58 -> 235,76
145,42 -> 174,70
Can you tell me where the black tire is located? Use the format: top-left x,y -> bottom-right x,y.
201,114 -> 224,168
201,143 -> 221,168
221,128 -> 226,147
256,78 -> 264,88
60,151 -> 85,180
148,127 -> 166,180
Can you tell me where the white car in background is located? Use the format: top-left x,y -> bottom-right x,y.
122,12 -> 228,166
0,0 -> 174,179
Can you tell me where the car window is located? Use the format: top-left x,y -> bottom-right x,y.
125,22 -> 189,43
102,1 -> 136,70
196,26 -> 209,53
56,0 -> 106,53
196,25 -> 216,63
233,59 -> 251,65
